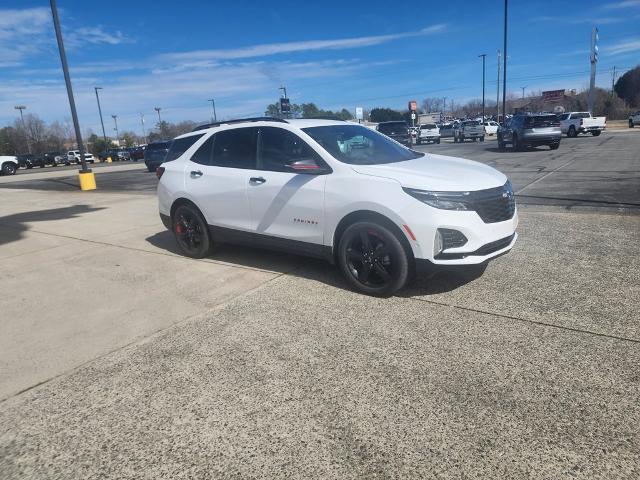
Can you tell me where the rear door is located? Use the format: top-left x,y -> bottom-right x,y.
185,128 -> 256,232
246,126 -> 327,246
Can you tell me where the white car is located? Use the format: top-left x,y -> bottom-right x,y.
157,118 -> 517,295
416,123 -> 440,144
483,121 -> 499,135
67,150 -> 95,164
629,111 -> 640,128
1,155 -> 19,175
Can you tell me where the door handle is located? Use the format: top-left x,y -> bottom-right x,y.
190,170 -> 203,178
249,176 -> 266,184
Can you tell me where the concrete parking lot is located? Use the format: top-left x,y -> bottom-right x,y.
0,131 -> 639,478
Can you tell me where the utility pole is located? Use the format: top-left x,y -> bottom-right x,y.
611,66 -> 616,96
479,54 -> 487,120
154,107 -> 162,125
140,113 -> 147,144
502,0 -> 508,123
111,115 -> 119,146
497,50 -> 501,120
50,0 -> 91,181
521,86 -> 526,99
588,27 -> 599,113
279,85 -> 287,99
94,87 -> 108,156
442,97 -> 447,119
14,105 -> 31,154
208,98 -> 217,123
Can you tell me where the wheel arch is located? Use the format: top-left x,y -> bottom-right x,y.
169,197 -> 204,221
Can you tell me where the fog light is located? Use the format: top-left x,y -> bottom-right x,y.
433,230 -> 443,257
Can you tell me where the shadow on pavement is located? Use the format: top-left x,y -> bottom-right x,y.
146,229 -> 485,296
0,205 -> 105,246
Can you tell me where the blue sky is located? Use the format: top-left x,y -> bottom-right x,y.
1,0 -> 639,134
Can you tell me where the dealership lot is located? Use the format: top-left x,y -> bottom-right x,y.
0,131 -> 638,477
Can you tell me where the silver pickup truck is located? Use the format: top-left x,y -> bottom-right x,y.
453,120 -> 485,143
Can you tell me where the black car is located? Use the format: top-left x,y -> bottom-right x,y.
129,146 -> 145,161
17,154 -> 39,169
43,152 -> 62,166
376,121 -> 411,146
144,141 -> 170,172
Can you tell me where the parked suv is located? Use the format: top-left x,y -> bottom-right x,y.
629,111 -> 640,128
157,118 -> 517,296
454,120 -> 484,143
377,121 -> 410,146
144,141 -> 170,172
416,123 -> 440,144
498,113 -> 561,150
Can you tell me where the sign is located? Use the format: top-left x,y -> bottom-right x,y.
355,107 -> 363,120
542,90 -> 565,102
411,112 -> 416,120
280,97 -> 291,113
408,100 -> 417,111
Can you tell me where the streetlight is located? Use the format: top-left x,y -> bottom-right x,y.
94,87 -> 108,158
502,0 -> 508,123
50,0 -> 92,188
496,50 -> 501,120
14,105 -> 31,154
479,54 -> 487,121
111,115 -> 119,146
154,107 -> 162,125
208,99 -> 217,123
521,86 -> 526,99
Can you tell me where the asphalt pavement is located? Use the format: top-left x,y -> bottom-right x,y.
0,129 -> 638,479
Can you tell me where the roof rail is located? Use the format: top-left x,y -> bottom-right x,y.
192,116 -> 288,132
304,115 -> 346,121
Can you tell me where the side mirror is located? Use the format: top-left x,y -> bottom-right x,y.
286,158 -> 330,175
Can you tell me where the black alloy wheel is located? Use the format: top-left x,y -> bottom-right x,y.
2,162 -> 17,175
172,204 -> 212,258
338,221 -> 409,296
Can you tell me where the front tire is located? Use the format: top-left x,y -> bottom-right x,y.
338,221 -> 409,296
172,204 -> 212,259
2,162 -> 17,175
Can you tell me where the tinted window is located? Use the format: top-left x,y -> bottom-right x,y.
257,127 -> 319,172
420,124 -> 437,129
212,128 -> 257,169
146,142 -> 170,150
190,135 -> 214,165
165,134 -> 204,162
524,115 -> 559,128
302,124 -> 423,165
377,122 -> 408,134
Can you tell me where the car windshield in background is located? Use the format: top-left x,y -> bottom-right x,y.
377,122 -> 408,134
463,121 -> 480,126
302,124 -> 423,165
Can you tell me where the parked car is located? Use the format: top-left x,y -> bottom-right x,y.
454,120 -> 485,143
129,146 -> 145,161
43,152 -> 63,167
157,117 -> 517,296
1,155 -> 19,175
416,123 -> 440,144
629,111 -> 640,128
559,112 -> 606,137
16,154 -> 36,169
67,150 -> 95,164
376,121 -> 411,146
144,141 -> 171,172
498,113 -> 561,150
437,123 -> 455,138
483,121 -> 499,136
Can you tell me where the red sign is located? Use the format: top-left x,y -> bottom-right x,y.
408,100 -> 417,111
542,90 -> 565,102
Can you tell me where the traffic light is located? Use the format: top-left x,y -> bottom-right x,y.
280,97 -> 291,113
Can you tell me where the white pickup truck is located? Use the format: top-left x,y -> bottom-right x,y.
1,155 -> 19,175
559,112 -> 606,137
629,111 -> 640,128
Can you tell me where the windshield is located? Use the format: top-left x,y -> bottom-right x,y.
421,124 -> 437,129
302,124 -> 423,165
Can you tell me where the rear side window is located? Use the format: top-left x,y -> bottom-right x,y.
165,134 -> 204,162
190,136 -> 214,165
212,128 -> 257,169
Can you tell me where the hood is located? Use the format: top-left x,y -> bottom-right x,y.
351,153 -> 507,191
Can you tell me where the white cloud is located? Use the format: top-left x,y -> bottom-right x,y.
605,38 -> 640,54
160,24 -> 448,63
603,0 -> 640,8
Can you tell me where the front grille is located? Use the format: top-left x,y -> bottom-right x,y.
469,182 -> 516,223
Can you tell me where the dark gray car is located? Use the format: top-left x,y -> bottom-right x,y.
498,114 -> 561,150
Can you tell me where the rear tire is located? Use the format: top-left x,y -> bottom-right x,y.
591,130 -> 601,136
338,221 -> 409,296
480,136 -> 485,142
172,204 -> 212,259
2,162 -> 17,175
436,138 -> 440,144
567,126 -> 577,138
629,120 -> 634,128
550,143 -> 560,150
511,134 -> 520,151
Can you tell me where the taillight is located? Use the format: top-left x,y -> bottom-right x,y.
156,166 -> 165,179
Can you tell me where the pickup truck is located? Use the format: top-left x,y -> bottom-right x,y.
454,120 -> 485,142
629,111 -> 640,128
559,112 -> 606,137
1,155 -> 19,175
67,150 -> 95,164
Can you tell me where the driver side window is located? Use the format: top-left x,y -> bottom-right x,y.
257,127 -> 321,172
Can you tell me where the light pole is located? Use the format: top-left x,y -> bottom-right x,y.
208,99 -> 217,123
521,86 -> 526,99
140,113 -> 147,144
154,107 -> 162,125
502,0 -> 508,123
94,87 -> 108,158
14,105 -> 31,154
442,97 -> 447,119
50,0 -> 90,178
496,50 -> 501,120
479,54 -> 487,120
111,115 -> 119,146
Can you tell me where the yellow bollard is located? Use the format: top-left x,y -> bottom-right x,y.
106,156 -> 112,163
78,170 -> 96,191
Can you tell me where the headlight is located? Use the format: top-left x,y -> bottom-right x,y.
403,187 -> 471,211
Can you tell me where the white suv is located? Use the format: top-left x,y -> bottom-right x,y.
157,118 -> 517,295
